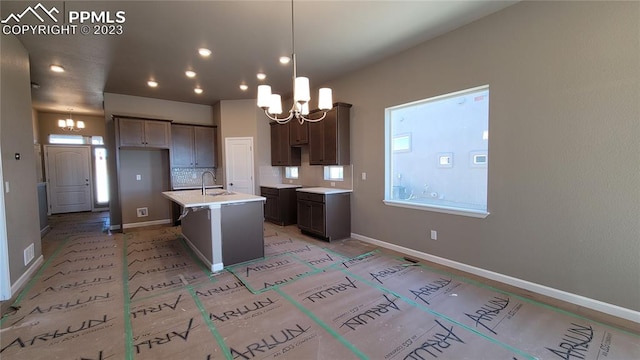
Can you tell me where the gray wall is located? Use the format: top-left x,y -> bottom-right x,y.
103,93 -> 213,228
119,149 -> 171,226
325,1 -> 639,311
0,35 -> 42,284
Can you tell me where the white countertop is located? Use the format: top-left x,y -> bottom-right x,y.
172,185 -> 224,190
260,184 -> 303,189
162,189 -> 265,208
296,187 -> 353,194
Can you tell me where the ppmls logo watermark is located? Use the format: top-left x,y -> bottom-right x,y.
2,3 -> 126,36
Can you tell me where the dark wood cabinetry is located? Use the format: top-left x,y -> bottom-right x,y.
297,191 -> 350,241
117,117 -> 171,148
172,124 -> 216,168
289,120 -> 309,145
270,122 -> 301,166
261,186 -> 299,226
308,103 -> 351,165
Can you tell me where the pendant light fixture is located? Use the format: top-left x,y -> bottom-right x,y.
58,109 -> 85,131
257,0 -> 333,124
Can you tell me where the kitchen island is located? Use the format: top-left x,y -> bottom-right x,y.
162,189 -> 265,272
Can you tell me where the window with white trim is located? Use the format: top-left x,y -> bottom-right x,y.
323,166 -> 344,181
384,85 -> 490,217
285,167 -> 299,179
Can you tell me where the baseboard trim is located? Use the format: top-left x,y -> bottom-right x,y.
110,224 -> 121,231
40,225 -> 51,238
11,255 -> 44,296
351,232 -> 640,323
182,234 -> 223,273
122,219 -> 171,230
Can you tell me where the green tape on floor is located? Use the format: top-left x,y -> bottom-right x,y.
391,255 -> 640,338
121,233 -> 134,360
274,287 -> 369,359
187,285 -> 233,360
0,235 -> 73,325
334,266 -> 538,360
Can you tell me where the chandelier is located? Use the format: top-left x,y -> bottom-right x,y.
256,0 -> 333,125
58,110 -> 85,131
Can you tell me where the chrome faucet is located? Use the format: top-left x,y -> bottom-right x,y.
201,170 -> 216,195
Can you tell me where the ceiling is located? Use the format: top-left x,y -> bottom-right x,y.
1,1 -> 517,116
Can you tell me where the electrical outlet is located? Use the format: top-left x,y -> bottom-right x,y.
331,182 -> 336,187
430,230 -> 438,241
136,207 -> 148,217
24,243 -> 34,265
136,174 -> 142,181
362,172 -> 367,180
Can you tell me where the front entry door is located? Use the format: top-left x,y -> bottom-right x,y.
45,145 -> 92,214
224,137 -> 255,195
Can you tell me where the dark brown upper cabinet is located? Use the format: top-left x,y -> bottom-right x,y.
289,119 -> 309,145
270,122 -> 301,166
172,124 -> 217,168
117,117 -> 171,149
308,103 -> 351,165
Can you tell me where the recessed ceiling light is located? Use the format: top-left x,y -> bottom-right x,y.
194,87 -> 203,94
279,56 -> 291,64
256,73 -> 266,80
50,64 -> 65,73
239,84 -> 248,91
185,70 -> 196,78
147,80 -> 158,88
198,48 -> 211,57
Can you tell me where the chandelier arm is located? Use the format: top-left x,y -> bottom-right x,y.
300,111 -> 327,123
263,109 -> 294,124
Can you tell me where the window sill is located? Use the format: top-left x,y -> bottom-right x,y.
383,200 -> 489,219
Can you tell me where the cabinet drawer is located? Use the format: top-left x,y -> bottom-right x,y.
260,187 -> 279,196
296,192 -> 325,203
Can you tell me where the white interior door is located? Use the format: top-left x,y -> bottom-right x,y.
45,145 -> 92,214
224,137 -> 255,195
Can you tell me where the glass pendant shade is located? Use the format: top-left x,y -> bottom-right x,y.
318,88 -> 333,110
269,94 -> 283,115
77,121 -> 85,129
66,119 -> 74,127
294,77 -> 310,103
257,85 -> 272,108
58,119 -> 66,128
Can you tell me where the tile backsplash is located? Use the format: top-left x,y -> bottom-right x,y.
172,167 -> 217,188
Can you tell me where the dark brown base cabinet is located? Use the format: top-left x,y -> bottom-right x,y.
261,186 -> 299,226
297,191 -> 350,241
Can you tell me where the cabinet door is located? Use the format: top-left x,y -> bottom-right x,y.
265,194 -> 280,222
271,122 -> 301,166
308,120 -> 326,164
194,126 -> 216,167
144,120 -> 171,148
310,202 -> 326,235
172,125 -> 194,166
289,120 -> 308,145
308,104 -> 351,165
118,118 -> 145,147
297,200 -> 312,230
